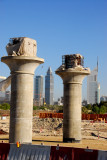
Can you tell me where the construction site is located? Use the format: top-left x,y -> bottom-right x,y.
0,37 -> 106,159
0,112 -> 107,159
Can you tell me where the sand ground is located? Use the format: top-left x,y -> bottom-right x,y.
0,116 -> 107,151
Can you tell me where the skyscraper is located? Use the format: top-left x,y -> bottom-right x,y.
0,76 -> 6,101
34,75 -> 43,106
45,67 -> 54,105
87,63 -> 100,104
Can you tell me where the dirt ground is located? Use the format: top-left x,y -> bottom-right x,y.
0,116 -> 107,151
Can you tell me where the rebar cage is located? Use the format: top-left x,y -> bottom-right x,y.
62,54 -> 84,69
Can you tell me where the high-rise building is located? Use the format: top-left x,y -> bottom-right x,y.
34,75 -> 43,106
0,76 -> 6,101
100,96 -> 107,102
5,90 -> 11,101
87,64 -> 100,104
45,67 -> 54,105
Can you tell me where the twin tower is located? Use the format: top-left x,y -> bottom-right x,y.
1,37 -> 90,143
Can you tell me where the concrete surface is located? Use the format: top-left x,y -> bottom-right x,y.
1,37 -> 44,143
56,54 -> 90,143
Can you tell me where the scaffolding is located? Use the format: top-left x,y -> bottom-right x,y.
62,54 -> 84,69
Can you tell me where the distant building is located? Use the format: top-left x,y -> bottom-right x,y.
5,91 -> 11,102
100,96 -> 107,102
82,100 -> 87,106
54,97 -> 63,106
34,75 -> 43,106
0,76 -> 6,81
45,67 -> 54,105
0,76 -> 6,101
87,65 -> 100,104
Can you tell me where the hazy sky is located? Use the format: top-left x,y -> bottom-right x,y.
0,0 -> 107,101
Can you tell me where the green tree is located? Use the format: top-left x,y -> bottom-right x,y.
0,103 -> 10,110
54,105 -> 63,112
86,104 -> 92,110
33,106 -> 39,110
99,105 -> 106,114
82,106 -> 88,114
92,105 -> 99,114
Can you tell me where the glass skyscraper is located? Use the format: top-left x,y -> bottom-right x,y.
34,75 -> 43,106
45,67 -> 54,105
87,66 -> 100,104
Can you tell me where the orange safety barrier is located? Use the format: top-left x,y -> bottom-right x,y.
39,113 -> 107,121
39,113 -> 63,119
82,114 -> 107,121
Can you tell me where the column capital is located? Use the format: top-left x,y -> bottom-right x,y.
1,56 -> 44,75
56,68 -> 90,84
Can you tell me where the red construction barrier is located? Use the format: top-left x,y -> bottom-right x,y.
39,113 -> 107,121
73,148 -> 98,160
82,114 -> 107,121
0,143 -> 106,160
0,143 -> 10,160
50,146 -> 73,160
39,113 -> 63,119
50,146 -> 98,160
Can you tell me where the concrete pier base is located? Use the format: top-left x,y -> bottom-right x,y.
56,54 -> 90,143
63,78 -> 83,142
1,56 -> 44,143
56,71 -> 90,142
63,138 -> 80,143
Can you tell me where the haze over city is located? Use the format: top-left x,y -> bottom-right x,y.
0,0 -> 107,101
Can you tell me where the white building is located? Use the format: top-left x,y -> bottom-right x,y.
87,67 -> 100,104
0,76 -> 6,101
100,96 -> 107,102
54,97 -> 63,106
5,90 -> 11,101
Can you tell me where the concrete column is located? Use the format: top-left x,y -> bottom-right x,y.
56,55 -> 90,143
64,73 -> 88,142
1,56 -> 44,143
1,38 -> 44,145
1,37 -> 44,144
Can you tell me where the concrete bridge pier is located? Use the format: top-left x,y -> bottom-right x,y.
56,54 -> 90,142
1,37 -> 44,144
